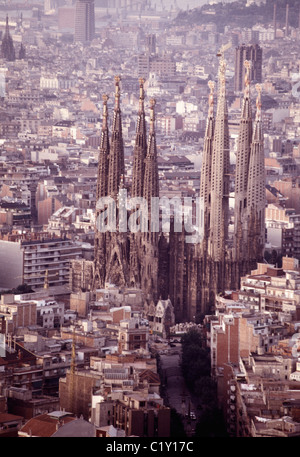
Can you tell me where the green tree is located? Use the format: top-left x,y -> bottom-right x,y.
181,329 -> 210,391
194,376 -> 217,406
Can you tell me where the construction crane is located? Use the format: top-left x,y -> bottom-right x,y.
216,42 -> 232,58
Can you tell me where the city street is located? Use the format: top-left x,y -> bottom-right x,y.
159,345 -> 197,436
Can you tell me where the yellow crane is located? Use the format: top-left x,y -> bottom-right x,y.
216,42 -> 232,58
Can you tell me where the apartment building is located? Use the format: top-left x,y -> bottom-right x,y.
209,259 -> 300,436
0,233 -> 82,290
92,390 -> 170,437
36,299 -> 65,330
118,317 -> 149,355
0,338 -> 40,400
232,353 -> 300,437
137,54 -> 176,78
0,296 -> 37,334
112,392 -> 170,437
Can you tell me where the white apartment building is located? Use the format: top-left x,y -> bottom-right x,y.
0,236 -> 82,290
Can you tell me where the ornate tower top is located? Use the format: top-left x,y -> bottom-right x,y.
240,60 -> 252,123
114,75 -> 121,110
208,80 -> 215,117
149,98 -> 156,134
244,60 -> 251,97
102,94 -> 109,129
218,57 -> 226,97
252,84 -> 263,142
255,84 -> 262,120
138,77 -> 145,112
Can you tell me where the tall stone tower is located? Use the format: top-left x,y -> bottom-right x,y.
234,61 -> 253,261
208,57 -> 230,262
104,76 -> 129,288
129,78 -> 147,287
246,84 -> 265,262
94,94 -> 109,288
131,78 -> 147,200
179,53 -> 266,321
140,98 -> 159,301
199,80 -> 215,251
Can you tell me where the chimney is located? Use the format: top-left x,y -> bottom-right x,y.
285,4 -> 289,37
273,3 -> 277,38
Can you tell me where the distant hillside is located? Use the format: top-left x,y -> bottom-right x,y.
174,0 -> 300,31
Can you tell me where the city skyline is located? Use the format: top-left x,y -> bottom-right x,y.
0,0 -> 300,440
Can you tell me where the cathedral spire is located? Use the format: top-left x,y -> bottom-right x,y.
96,94 -> 109,200
143,98 -> 159,207
114,74 -> 121,110
107,75 -> 124,198
199,80 -> 215,245
1,15 -> 15,62
241,60 -> 252,118
141,98 -> 159,302
252,83 -> 263,140
94,94 -> 110,289
234,60 -> 253,261
132,77 -> 147,198
209,57 -> 230,261
247,84 -> 265,261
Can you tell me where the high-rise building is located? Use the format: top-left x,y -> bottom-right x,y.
146,34 -> 156,54
74,0 -> 95,43
0,233 -> 82,290
234,44 -> 262,92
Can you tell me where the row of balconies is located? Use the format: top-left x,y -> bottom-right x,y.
24,268 -> 69,278
23,278 -> 69,286
24,249 -> 82,260
24,262 -> 69,271
24,243 -> 78,252
13,366 -> 43,375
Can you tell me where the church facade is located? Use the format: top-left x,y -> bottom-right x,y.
93,56 -> 266,323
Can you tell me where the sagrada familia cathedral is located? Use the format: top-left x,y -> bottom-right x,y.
91,54 -> 265,323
